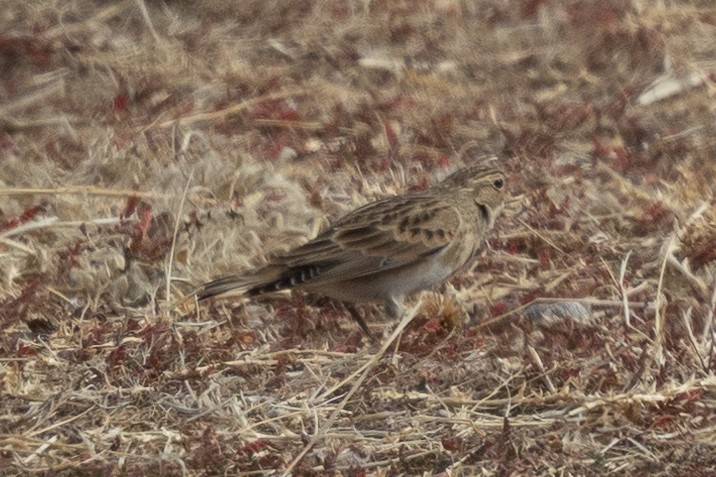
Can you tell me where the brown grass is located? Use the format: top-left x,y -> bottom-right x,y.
2,0 -> 716,475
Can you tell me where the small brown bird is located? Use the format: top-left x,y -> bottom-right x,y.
197,164 -> 507,336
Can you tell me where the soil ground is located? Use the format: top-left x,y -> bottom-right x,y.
2,1 -> 716,475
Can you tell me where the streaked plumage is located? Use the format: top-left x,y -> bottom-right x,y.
197,164 -> 507,335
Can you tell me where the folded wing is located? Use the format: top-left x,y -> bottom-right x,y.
197,194 -> 463,299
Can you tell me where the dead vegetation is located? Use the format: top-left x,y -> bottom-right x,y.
1,0 -> 716,475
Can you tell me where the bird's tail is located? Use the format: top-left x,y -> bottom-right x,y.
195,265 -> 286,301
195,275 -> 253,301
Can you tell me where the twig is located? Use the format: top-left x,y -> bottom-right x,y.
518,219 -> 566,254
0,236 -> 36,255
41,3 -> 129,39
0,217 -> 122,239
26,406 -> 96,438
682,307 -> 708,373
252,119 -> 323,130
0,185 -> 163,198
653,236 -> 678,367
281,303 -> 420,477
157,89 -> 312,129
666,253 -> 709,298
134,0 -> 160,43
619,251 -> 633,327
165,170 -> 193,309
527,345 -> 556,393
22,435 -> 59,465
703,280 -> 716,344
0,80 -> 64,117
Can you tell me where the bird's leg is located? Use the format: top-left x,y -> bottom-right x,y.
345,304 -> 375,342
386,297 -> 404,320
307,295 -> 374,340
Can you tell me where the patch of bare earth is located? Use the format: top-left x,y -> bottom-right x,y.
2,1 -> 716,475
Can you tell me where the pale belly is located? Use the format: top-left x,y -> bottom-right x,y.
303,248 -> 468,305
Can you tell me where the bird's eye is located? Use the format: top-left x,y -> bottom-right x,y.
492,178 -> 504,190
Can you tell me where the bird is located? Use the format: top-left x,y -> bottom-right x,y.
196,163 -> 507,337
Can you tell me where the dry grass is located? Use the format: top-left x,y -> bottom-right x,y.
2,0 -> 716,475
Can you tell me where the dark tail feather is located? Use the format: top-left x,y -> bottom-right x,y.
196,275 -> 252,301
197,261 -> 329,301
196,264 -> 291,301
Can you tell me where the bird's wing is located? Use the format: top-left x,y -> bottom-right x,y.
272,194 -> 464,283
